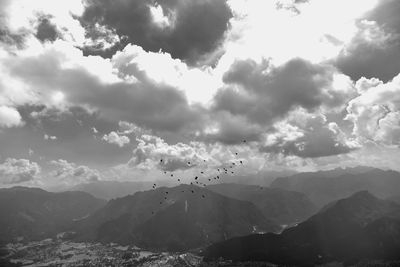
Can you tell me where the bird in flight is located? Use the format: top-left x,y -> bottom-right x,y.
154,139 -> 248,196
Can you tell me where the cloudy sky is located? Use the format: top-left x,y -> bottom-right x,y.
1,0 -> 400,188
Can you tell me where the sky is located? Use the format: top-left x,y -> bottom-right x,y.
0,0 -> 400,188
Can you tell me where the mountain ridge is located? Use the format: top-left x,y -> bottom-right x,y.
75,184 -> 280,251
271,168 -> 400,207
0,186 -> 106,245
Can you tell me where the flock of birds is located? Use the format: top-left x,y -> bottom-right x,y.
149,139 -> 264,214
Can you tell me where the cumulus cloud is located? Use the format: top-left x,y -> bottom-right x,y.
125,131 -> 268,176
50,159 -> 100,184
346,74 -> 400,146
0,158 -> 41,184
102,131 -> 130,147
128,134 -> 208,172
261,111 -> 357,158
0,106 -> 23,128
112,44 -> 222,105
80,0 -> 232,64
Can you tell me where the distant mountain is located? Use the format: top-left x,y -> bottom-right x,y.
270,167 -> 400,207
208,183 -> 316,225
203,191 -> 400,265
76,184 -> 279,251
0,187 -> 105,245
69,180 -> 156,200
219,170 -> 297,187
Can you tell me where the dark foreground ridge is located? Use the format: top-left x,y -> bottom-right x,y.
203,191 -> 400,266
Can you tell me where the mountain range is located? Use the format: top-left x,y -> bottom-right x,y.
207,183 -> 316,225
65,170 -> 296,200
69,180 -> 156,200
271,167 -> 400,207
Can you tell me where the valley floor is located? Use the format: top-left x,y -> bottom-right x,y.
1,238 -> 202,267
2,237 -> 400,267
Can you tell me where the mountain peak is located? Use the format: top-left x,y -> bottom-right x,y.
313,190 -> 400,229
349,190 -> 376,200
1,186 -> 46,192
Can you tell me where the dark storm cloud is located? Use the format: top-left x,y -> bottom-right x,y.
214,58 -> 345,126
87,82 -> 202,132
367,0 -> 400,34
336,41 -> 400,83
202,111 -> 264,145
35,16 -> 59,43
7,48 -> 205,133
335,0 -> 400,82
261,116 -> 354,158
80,0 -> 232,64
